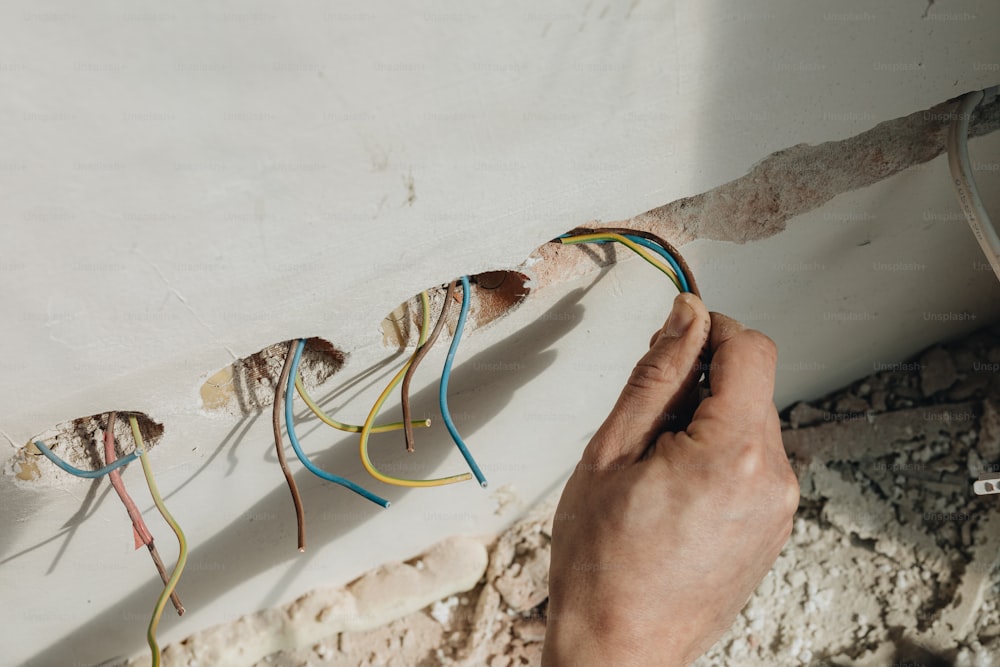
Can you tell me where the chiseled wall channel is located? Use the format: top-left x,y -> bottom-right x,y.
1,2 -> 999,665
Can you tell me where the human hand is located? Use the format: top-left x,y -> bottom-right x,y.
542,293 -> 800,666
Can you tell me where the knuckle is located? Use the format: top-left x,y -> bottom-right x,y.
781,472 -> 801,515
626,359 -> 671,393
780,516 -> 795,543
733,444 -> 766,479
741,329 -> 778,366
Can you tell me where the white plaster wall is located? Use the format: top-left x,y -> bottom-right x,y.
1,1 -> 999,665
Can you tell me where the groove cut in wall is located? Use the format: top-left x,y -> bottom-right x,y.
200,337 -> 346,416
514,89 -> 1000,294
625,88 -> 1000,247
380,271 -> 532,348
6,412 -> 163,486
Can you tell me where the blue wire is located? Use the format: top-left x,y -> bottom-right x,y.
285,338 -> 390,508
439,276 -> 488,488
557,233 -> 691,292
622,236 -> 690,293
32,438 -> 140,479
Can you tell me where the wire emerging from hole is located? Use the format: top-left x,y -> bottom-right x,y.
32,438 -> 140,479
103,412 -> 183,615
401,282 -> 457,452
286,338 -> 392,505
557,228 -> 700,297
357,290 -> 474,488
439,275 -> 488,487
273,342 -> 307,551
130,415 -> 186,667
558,231 -> 683,292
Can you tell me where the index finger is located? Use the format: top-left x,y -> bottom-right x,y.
689,312 -> 778,437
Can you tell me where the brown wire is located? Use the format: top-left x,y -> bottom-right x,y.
401,281 -> 458,452
564,225 -> 710,395
103,412 -> 184,615
274,341 -> 306,552
564,226 -> 701,298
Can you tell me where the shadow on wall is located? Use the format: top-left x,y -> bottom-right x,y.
19,277 -> 609,667
0,413 -> 165,572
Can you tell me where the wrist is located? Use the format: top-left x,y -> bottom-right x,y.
542,602 -> 687,667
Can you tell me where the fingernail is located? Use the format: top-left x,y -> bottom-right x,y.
663,294 -> 695,338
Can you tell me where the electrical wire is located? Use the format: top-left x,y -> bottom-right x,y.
273,341 -> 306,551
103,413 -> 154,546
103,412 -> 183,616
621,235 -> 690,291
557,228 -> 698,295
438,275 -> 488,487
947,89 -> 1000,283
130,415 -> 186,667
356,289 -> 474,487
295,374 -> 430,435
558,232 -> 683,291
285,338 -> 393,505
292,292 -> 435,439
32,438 -> 140,479
560,231 -> 689,292
401,281 -> 457,452
582,227 -> 700,297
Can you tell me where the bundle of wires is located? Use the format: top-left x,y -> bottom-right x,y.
556,227 -> 700,297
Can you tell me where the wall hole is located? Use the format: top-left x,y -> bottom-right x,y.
200,337 -> 346,416
380,271 -> 532,348
7,412 -> 164,486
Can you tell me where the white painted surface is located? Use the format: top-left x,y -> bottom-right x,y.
1,1 -> 999,665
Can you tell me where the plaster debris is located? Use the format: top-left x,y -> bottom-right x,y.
490,484 -> 522,516
257,323 -> 1000,666
429,597 -> 459,625
921,346 -> 960,397
259,498 -> 557,667
131,536 -> 488,667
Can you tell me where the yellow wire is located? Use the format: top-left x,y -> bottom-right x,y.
359,291 -> 472,487
559,232 -> 682,291
294,375 -> 430,434
130,415 -> 187,667
294,295 -> 433,434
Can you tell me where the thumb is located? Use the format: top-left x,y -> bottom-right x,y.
584,292 -> 711,468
